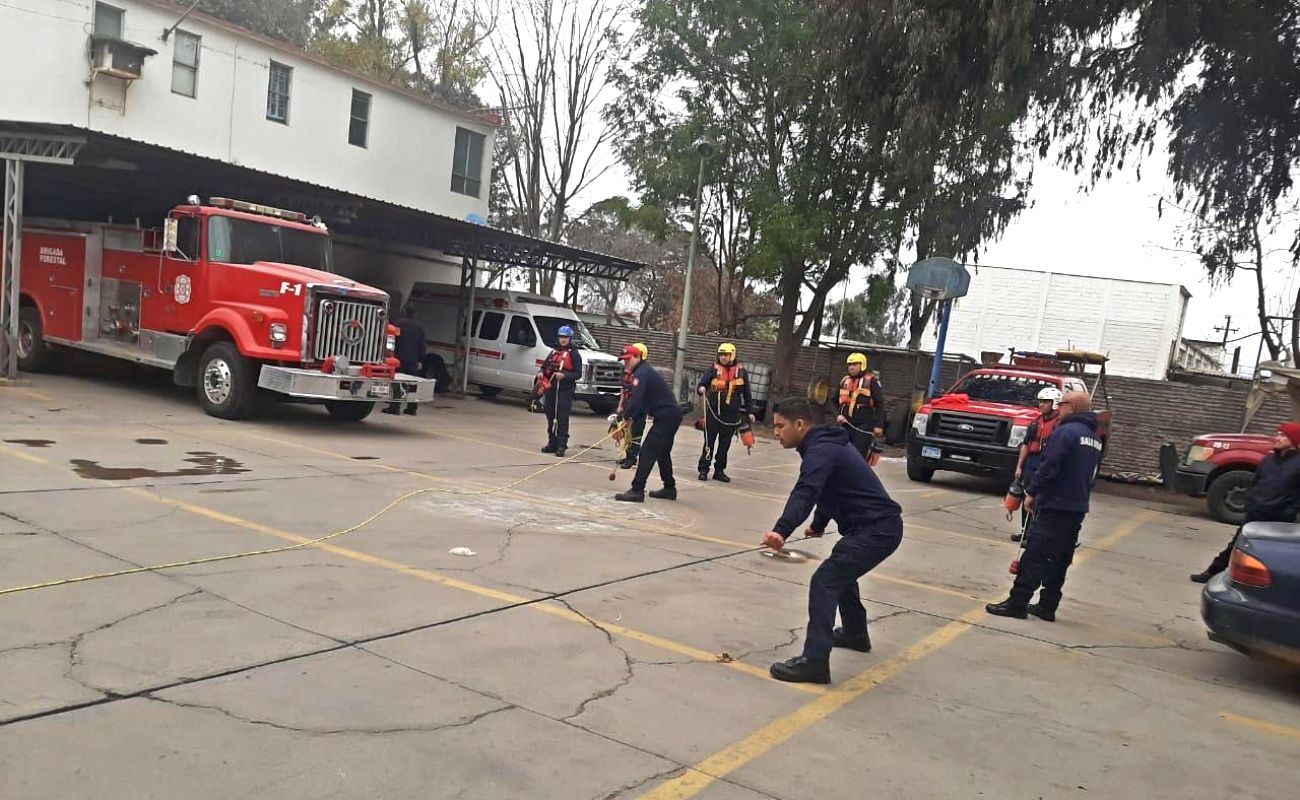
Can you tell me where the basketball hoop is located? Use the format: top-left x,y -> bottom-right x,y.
905,257 -> 971,301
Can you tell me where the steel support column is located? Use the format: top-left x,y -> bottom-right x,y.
563,270 -> 579,309
2,159 -> 24,380
454,258 -> 478,395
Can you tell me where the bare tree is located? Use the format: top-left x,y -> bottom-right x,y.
489,0 -> 625,294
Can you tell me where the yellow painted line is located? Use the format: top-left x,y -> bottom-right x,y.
119,486 -> 819,693
0,386 -> 55,402
1220,711 -> 1300,741
638,509 -> 1155,798
0,443 -> 53,466
870,572 -> 983,601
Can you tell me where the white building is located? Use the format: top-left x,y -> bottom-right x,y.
921,265 -> 1190,379
1174,338 -> 1227,374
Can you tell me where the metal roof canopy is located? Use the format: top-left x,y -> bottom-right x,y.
2,124 -> 644,390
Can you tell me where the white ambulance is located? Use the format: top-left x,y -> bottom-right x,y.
407,283 -> 625,414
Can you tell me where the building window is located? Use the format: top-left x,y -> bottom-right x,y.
171,30 -> 200,98
94,2 -> 124,39
348,90 -> 371,148
266,61 -> 292,124
451,127 -> 485,197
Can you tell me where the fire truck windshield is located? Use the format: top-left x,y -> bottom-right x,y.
950,373 -> 1057,407
207,216 -> 332,271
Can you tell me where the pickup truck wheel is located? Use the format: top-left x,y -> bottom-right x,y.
1207,469 -> 1252,525
197,342 -> 259,419
906,457 -> 934,483
16,306 -> 54,373
325,401 -> 376,422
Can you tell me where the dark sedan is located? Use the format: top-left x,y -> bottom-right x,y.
1202,521 -> 1300,664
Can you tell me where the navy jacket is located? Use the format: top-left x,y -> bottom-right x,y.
623,362 -> 681,421
392,316 -> 427,369
1244,449 -> 1300,523
1025,412 -> 1104,514
773,426 -> 903,539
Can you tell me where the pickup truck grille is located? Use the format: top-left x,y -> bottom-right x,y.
312,296 -> 386,365
592,361 -> 623,387
931,412 -> 1008,445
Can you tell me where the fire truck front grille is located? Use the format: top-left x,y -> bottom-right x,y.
592,362 -> 623,386
312,297 -> 386,364
931,412 -> 1007,445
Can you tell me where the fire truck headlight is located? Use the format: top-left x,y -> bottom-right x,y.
911,412 -> 929,435
269,322 -> 288,346
386,334 -> 397,353
1008,424 -> 1029,448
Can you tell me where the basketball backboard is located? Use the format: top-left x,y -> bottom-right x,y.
906,257 -> 971,300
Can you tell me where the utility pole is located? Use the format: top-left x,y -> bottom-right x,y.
1214,314 -> 1238,374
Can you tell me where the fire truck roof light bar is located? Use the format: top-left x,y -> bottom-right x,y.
208,197 -> 309,224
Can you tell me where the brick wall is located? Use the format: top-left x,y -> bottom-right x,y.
591,325 -> 1297,481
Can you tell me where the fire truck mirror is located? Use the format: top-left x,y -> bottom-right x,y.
163,218 -> 180,253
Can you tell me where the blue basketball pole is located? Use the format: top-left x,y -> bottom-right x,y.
927,299 -> 953,398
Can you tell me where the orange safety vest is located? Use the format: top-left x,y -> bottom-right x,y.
544,348 -> 574,375
1027,414 -> 1060,455
708,364 -> 746,405
838,375 -> 876,417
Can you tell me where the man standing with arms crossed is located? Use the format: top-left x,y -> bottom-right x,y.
762,397 -> 904,685
987,390 -> 1103,622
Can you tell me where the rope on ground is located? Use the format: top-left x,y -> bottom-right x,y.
0,430 -> 618,598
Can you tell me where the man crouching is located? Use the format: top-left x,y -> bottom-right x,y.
763,397 -> 905,684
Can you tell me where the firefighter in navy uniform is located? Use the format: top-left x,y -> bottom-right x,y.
763,397 -> 905,685
615,345 -> 682,502
1009,387 -> 1063,541
835,353 -> 885,461
987,391 -> 1104,622
616,342 -> 649,469
696,343 -> 754,482
539,325 -> 583,458
384,303 -> 427,416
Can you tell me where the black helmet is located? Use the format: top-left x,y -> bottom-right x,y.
1008,480 -> 1025,498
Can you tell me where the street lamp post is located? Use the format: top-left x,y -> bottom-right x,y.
672,137 -> 715,398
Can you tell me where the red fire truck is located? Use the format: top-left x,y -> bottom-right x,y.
906,350 -> 1111,484
11,197 -> 434,420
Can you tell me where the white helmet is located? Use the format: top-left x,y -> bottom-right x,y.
1037,387 -> 1063,407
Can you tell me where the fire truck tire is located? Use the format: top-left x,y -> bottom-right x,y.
325,401 -> 376,422
197,342 -> 259,419
906,457 -> 934,483
16,306 -> 54,373
1206,469 -> 1252,525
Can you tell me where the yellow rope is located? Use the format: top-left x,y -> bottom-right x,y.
0,430 -> 616,597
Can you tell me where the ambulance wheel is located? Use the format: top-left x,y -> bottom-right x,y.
197,342 -> 259,419
588,398 -> 618,415
906,457 -> 934,483
325,401 -> 375,422
16,306 -> 54,373
477,384 -> 503,398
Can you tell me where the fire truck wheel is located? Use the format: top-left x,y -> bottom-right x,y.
197,342 -> 259,419
325,401 -> 376,422
16,306 -> 54,373
906,457 -> 934,483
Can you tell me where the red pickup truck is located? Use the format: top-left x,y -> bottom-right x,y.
1173,434 -> 1273,524
906,351 -> 1111,485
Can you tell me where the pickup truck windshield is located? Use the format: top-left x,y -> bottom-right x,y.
950,373 -> 1058,407
535,315 -> 599,349
208,216 -> 333,271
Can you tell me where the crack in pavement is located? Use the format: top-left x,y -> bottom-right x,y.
594,765 -> 687,800
141,693 -> 515,736
64,588 -> 205,698
555,598 -> 637,723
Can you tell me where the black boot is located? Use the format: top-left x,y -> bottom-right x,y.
383,404 -> 401,415
541,444 -> 557,454
985,600 -> 1028,619
403,406 -> 418,416
1010,532 -> 1023,542
1027,603 -> 1056,622
698,470 -> 709,481
555,447 -> 567,458
648,486 -> 677,500
832,627 -> 871,652
618,457 -> 636,469
770,655 -> 831,685
615,489 -> 645,503
712,471 -> 731,483
1189,570 -> 1213,584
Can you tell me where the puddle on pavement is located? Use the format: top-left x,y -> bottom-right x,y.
70,451 -> 251,481
135,438 -> 168,445
4,439 -> 55,448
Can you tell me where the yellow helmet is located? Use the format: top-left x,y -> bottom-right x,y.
846,352 -> 868,368
632,342 -> 649,358
717,342 -> 736,357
